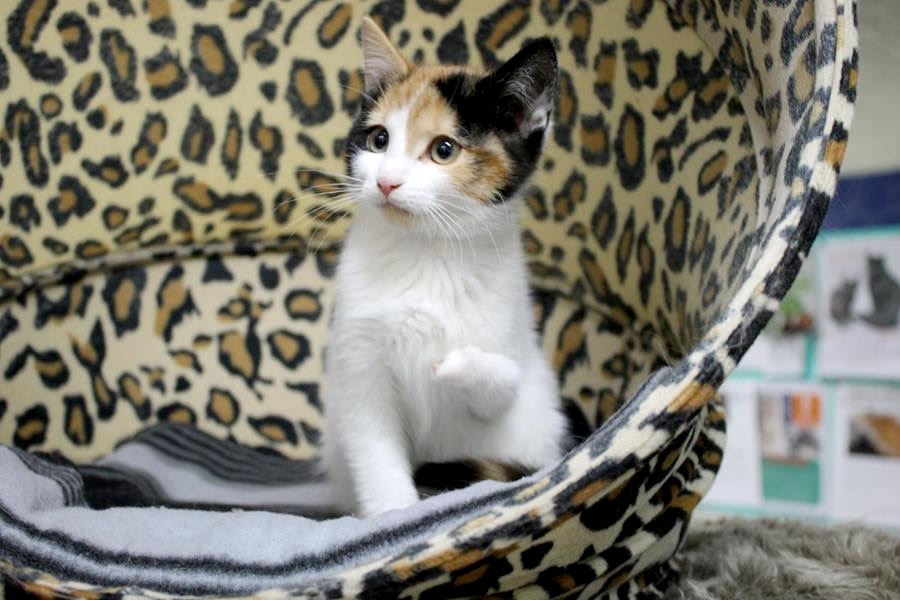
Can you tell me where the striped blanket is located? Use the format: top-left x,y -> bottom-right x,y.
0,423 -> 518,595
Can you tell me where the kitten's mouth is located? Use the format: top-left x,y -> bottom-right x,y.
380,200 -> 414,223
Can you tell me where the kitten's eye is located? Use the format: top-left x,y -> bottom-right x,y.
429,137 -> 460,165
367,126 -> 389,153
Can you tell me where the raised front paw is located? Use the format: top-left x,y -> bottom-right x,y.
432,346 -> 480,383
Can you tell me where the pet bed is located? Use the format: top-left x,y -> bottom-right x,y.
0,0 -> 857,597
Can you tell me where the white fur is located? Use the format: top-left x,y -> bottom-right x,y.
320,102 -> 566,518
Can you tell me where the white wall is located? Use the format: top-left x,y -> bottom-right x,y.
840,0 -> 900,176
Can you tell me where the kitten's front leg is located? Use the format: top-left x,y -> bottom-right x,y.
330,368 -> 419,517
433,346 -> 522,421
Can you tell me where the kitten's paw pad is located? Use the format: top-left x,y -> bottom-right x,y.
433,346 -> 479,382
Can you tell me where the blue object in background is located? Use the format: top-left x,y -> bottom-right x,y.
825,171 -> 900,229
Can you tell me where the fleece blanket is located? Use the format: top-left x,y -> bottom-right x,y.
0,423 -> 524,596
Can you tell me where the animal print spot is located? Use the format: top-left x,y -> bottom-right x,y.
296,132 -> 324,160
155,157 -> 180,177
616,208 -> 635,282
521,229 -> 543,256
553,307 -> 587,385
273,189 -> 296,225
154,266 -> 198,342
223,193 -> 263,222
286,60 -> 334,126
418,0 -> 461,16
70,321 -> 117,419
580,112 -> 610,166
229,0 -> 261,19
82,155 -> 128,188
9,195 -> 40,233
437,21 -> 468,65
249,415 -> 298,445
524,186 -> 548,220
86,106 -> 107,129
593,41 -> 616,108
33,281 -> 92,329
190,24 -> 238,96
207,388 -> 239,427
108,0 -> 136,17
787,42 -> 815,123
554,69 -> 577,150
338,69 -> 365,117
697,150 -> 727,195
102,268 -> 146,336
623,38 -> 658,90
552,170 -> 586,222
131,112 -> 167,174
0,235 -> 34,268
318,3 -> 352,49
653,51 -> 702,119
626,0 -> 653,27
13,405 -> 48,450
285,289 -> 322,321
6,100 -> 48,187
368,0 -> 406,36
566,1 -> 591,67
590,186 -> 616,249
40,93 -> 62,118
651,118 -> 687,183
7,0 -> 66,83
5,346 -> 69,388
218,330 -> 263,389
144,46 -> 188,100
221,109 -> 242,179
63,395 -> 93,446
475,0 -> 530,68
118,372 -> 151,420
100,29 -> 139,101
267,330 -> 311,369
249,111 -> 282,181
48,121 -> 82,164
0,49 -> 7,91
181,104 -> 215,164
157,402 -> 197,425
664,188 -> 691,273
71,72 -> 101,112
637,225 -> 655,306
614,105 -> 645,190
243,3 -> 280,66
692,61 -> 729,122
146,0 -> 175,37
781,0 -> 814,66
42,237 -> 68,256
170,349 -> 202,373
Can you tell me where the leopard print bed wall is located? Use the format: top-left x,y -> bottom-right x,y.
0,0 -> 857,598
0,0 -> 766,461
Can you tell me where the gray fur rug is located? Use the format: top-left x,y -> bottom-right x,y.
666,517 -> 900,600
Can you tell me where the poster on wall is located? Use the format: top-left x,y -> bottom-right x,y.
815,233 -> 900,379
756,384 -> 827,506
833,384 -> 900,526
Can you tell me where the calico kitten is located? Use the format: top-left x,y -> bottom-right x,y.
321,17 -> 566,517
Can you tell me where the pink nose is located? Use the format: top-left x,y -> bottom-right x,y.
378,179 -> 401,198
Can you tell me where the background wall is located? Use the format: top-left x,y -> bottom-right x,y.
700,0 -> 900,527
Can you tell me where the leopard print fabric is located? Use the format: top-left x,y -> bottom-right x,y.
0,0 -> 756,460
0,0 -> 856,597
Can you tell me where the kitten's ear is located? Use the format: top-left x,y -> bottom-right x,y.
360,16 -> 410,92
487,38 -> 559,136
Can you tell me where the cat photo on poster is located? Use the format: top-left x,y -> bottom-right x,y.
815,232 -> 900,379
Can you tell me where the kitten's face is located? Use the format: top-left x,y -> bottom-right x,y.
346,18 -> 557,233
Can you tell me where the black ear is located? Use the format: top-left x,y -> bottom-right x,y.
483,38 -> 558,136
